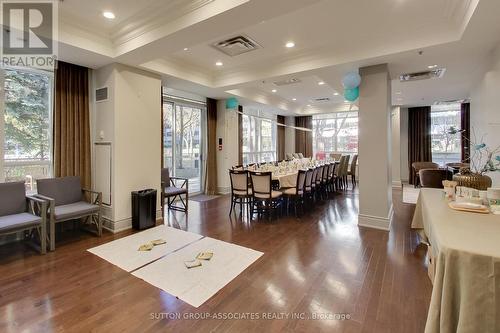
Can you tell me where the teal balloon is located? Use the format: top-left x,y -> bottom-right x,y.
342,72 -> 361,89
474,143 -> 486,150
226,97 -> 239,109
344,87 -> 359,102
495,155 -> 500,162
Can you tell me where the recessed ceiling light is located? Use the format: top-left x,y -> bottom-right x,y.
183,47 -> 189,51
292,98 -> 297,101
428,65 -> 438,69
215,61 -> 223,66
103,11 -> 115,19
318,81 -> 325,85
271,89 -> 277,93
333,92 -> 339,96
396,91 -> 402,95
285,41 -> 295,48
307,104 -> 311,107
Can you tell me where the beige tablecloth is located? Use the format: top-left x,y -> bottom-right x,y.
273,172 -> 297,188
411,188 -> 500,333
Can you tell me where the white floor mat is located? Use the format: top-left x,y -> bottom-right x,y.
87,225 -> 203,272
403,186 -> 420,204
132,237 -> 264,307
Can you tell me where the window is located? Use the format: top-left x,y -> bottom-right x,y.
162,95 -> 205,194
1,67 -> 53,191
312,112 -> 358,159
431,103 -> 461,165
241,111 -> 277,164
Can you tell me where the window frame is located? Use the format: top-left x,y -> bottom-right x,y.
241,111 -> 277,164
312,111 -> 359,158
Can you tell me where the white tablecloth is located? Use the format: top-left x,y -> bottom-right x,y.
411,188 -> 500,333
273,172 -> 298,188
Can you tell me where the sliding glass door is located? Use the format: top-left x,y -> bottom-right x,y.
162,99 -> 205,194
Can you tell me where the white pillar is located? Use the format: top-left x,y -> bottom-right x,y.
358,64 -> 393,231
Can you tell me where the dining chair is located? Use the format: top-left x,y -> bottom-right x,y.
330,153 -> 342,161
348,154 -> 358,187
335,156 -> 345,190
412,162 -> 439,187
327,163 -> 337,193
304,169 -> 315,203
419,169 -> 449,189
229,169 -> 252,217
250,171 -> 283,220
314,165 -> 325,201
341,155 -> 351,189
280,169 -> 307,216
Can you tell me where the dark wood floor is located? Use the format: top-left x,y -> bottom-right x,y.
0,188 -> 432,333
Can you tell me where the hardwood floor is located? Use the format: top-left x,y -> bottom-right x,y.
0,188 -> 432,333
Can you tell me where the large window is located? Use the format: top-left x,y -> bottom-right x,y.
241,111 -> 277,164
162,96 -> 205,194
312,112 -> 358,159
431,103 -> 461,165
1,67 -> 53,191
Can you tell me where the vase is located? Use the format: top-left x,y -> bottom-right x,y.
453,172 -> 492,190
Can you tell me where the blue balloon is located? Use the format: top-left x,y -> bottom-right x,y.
496,155 -> 500,162
344,87 -> 359,102
474,143 -> 486,150
225,97 -> 239,109
342,72 -> 361,89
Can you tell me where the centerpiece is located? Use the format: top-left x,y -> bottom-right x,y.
448,127 -> 500,190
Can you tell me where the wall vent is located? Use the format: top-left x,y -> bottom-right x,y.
212,35 -> 261,57
273,78 -> 301,86
314,97 -> 331,102
95,87 -> 108,102
400,68 -> 446,82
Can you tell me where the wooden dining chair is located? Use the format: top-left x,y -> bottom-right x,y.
250,171 -> 283,220
229,169 -> 252,217
280,170 -> 307,216
348,154 -> 358,187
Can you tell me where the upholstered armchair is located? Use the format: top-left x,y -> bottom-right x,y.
0,182 -> 48,254
36,176 -> 102,251
419,169 -> 450,189
161,168 -> 189,215
412,162 -> 439,187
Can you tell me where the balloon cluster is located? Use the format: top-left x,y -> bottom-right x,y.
342,72 -> 361,102
225,97 -> 239,109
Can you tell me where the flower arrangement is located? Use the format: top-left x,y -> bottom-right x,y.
448,126 -> 500,175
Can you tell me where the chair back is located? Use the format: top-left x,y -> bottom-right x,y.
419,169 -> 449,189
350,154 -> 358,174
232,165 -> 244,171
161,168 -> 170,188
335,156 -> 345,176
297,153 -> 304,158
328,163 -> 336,180
285,153 -> 293,160
315,166 -> 324,184
322,164 -> 330,181
37,176 -> 82,206
250,172 -> 272,198
342,155 -> 351,176
0,182 -> 27,216
296,170 -> 307,192
305,169 -> 314,189
412,162 -> 439,172
229,169 -> 249,194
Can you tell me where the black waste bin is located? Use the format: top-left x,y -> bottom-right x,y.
131,189 -> 157,230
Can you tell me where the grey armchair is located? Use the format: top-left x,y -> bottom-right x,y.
0,182 -> 47,254
36,176 -> 102,251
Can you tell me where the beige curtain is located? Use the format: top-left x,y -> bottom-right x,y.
277,115 -> 285,161
238,105 -> 243,165
205,98 -> 218,194
295,116 -> 313,158
53,61 -> 91,189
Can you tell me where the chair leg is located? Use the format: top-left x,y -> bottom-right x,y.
229,194 -> 234,215
40,219 -> 46,255
97,211 -> 102,236
50,217 -> 55,252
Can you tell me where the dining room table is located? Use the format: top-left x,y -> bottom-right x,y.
411,188 -> 500,333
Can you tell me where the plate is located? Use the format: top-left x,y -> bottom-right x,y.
448,201 -> 490,214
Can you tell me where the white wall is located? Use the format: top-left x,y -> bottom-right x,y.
216,101 -> 239,194
284,116 -> 295,156
391,107 -> 401,187
471,44 -> 500,187
92,63 -> 162,232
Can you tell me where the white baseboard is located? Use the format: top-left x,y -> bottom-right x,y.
217,186 -> 231,195
103,209 -> 163,234
358,205 -> 393,231
392,180 -> 402,188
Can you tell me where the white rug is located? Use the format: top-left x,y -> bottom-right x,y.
132,237 -> 264,308
403,186 -> 420,204
87,225 -> 203,272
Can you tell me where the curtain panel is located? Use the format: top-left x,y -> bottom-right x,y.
461,103 -> 471,162
408,106 -> 432,185
238,105 -> 243,166
295,116 -> 313,158
277,115 -> 286,161
53,61 -> 91,189
205,98 -> 218,195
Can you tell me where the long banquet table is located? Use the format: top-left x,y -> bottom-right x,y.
411,188 -> 500,333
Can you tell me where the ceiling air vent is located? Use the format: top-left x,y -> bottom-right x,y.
314,97 -> 331,103
212,35 -> 261,57
273,78 -> 302,86
400,68 -> 446,82
95,87 -> 108,102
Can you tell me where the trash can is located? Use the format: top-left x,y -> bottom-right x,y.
131,189 -> 157,230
